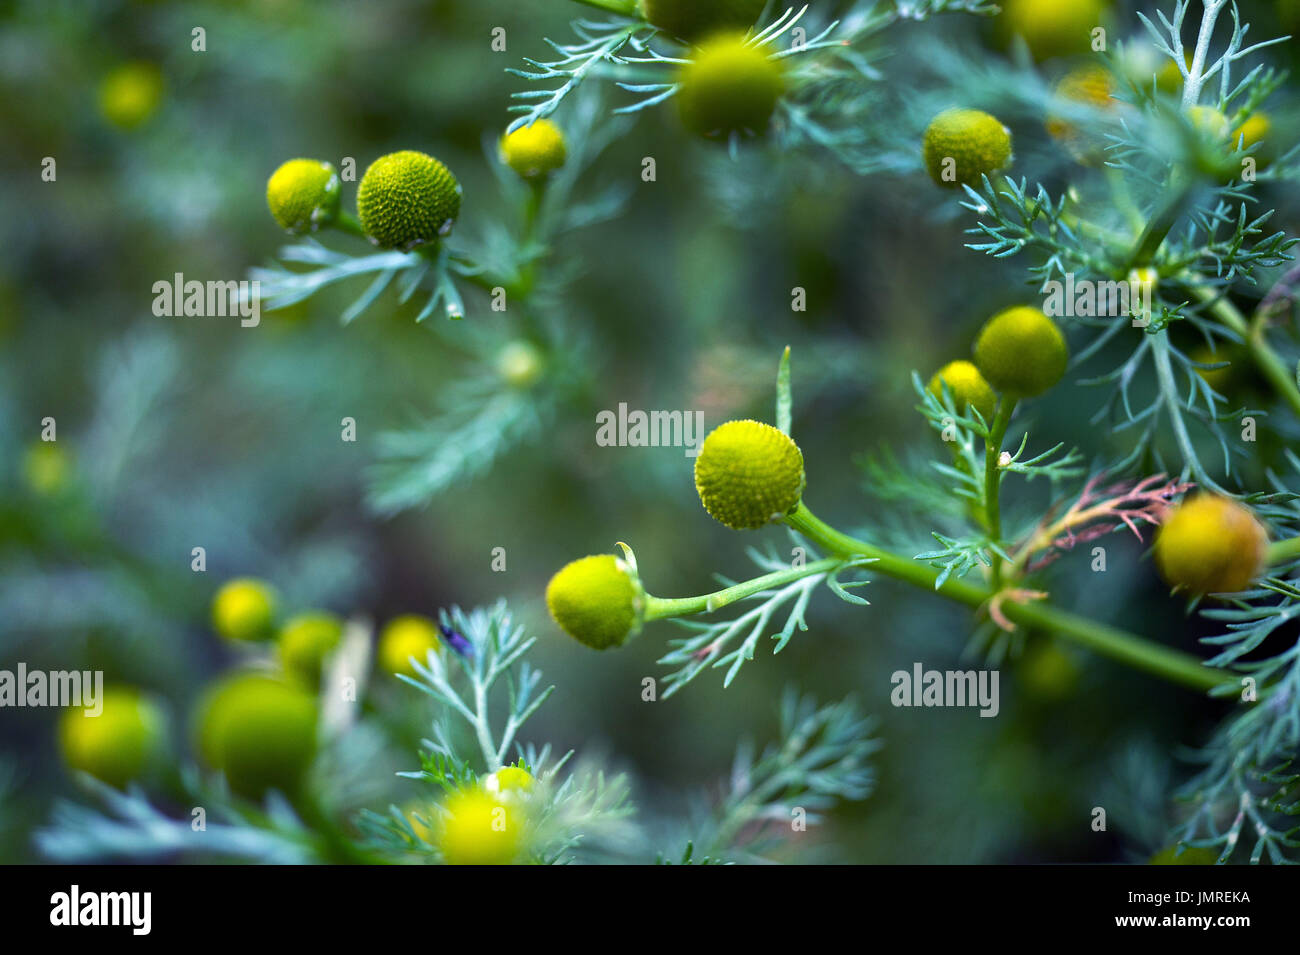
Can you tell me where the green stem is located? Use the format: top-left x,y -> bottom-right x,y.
1122,171 -> 1195,272
783,502 -> 1232,694
568,0 -> 639,14
1267,535 -> 1300,566
334,211 -> 366,239
1189,281 -> 1300,421
984,397 -> 1017,586
644,557 -> 843,621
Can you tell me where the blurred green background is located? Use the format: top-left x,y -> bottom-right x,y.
1,0 -> 1298,863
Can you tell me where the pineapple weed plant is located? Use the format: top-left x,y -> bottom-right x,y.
35,0 -> 1300,864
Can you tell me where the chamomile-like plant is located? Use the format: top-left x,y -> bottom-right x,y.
37,602 -> 878,865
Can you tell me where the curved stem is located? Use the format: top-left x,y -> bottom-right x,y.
1188,281 -> 1300,421
782,502 -> 1233,694
644,556 -> 843,620
333,210 -> 366,239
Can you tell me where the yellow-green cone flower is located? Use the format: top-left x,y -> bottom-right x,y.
195,673 -> 319,800
639,0 -> 768,42
266,159 -> 341,234
356,150 -> 462,250
212,577 -> 278,643
922,108 -> 1013,188
485,765 -> 536,799
277,612 -> 344,688
496,340 -> 545,389
1149,845 -> 1219,865
928,360 -> 997,422
996,0 -> 1111,62
377,614 -> 441,677
59,687 -> 165,789
546,554 -> 644,650
436,786 -> 525,865
500,120 -> 568,179
695,419 -> 805,530
1154,495 -> 1268,596
973,306 -> 1068,397
676,35 -> 784,139
98,61 -> 163,129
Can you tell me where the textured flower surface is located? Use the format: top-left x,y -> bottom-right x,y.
357,150 -> 462,250
973,306 -> 1068,398
546,554 -> 642,649
922,109 -> 1012,187
266,159 -> 340,233
695,420 -> 805,530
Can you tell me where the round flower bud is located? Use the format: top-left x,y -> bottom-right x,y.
98,61 -> 163,130
59,687 -> 165,789
266,159 -> 340,234
23,441 -> 71,496
997,0 -> 1111,62
1186,104 -> 1231,141
1154,495 -> 1268,596
496,340 -> 545,389
500,120 -> 567,179
195,673 -> 319,800
1046,64 -> 1118,164
377,614 -> 441,677
1232,111 -> 1272,165
973,306 -> 1068,397
485,766 -> 536,799
922,108 -> 1013,188
676,35 -> 784,139
694,419 -> 805,530
356,150 -> 462,250
277,612 -> 344,688
212,577 -> 278,643
928,360 -> 997,422
1149,845 -> 1218,865
639,0 -> 767,42
436,787 -> 525,865
546,554 -> 644,650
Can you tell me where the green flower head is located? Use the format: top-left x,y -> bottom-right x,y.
973,306 -> 1068,397
694,419 -> 805,530
922,108 -> 1013,188
266,159 -> 340,234
676,35 -> 784,139
357,150 -> 462,250
546,554 -> 644,650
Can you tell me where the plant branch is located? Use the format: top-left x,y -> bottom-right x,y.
782,502 -> 1233,693
644,556 -> 844,620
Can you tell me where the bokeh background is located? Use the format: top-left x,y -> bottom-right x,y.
1,0 -> 1298,863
